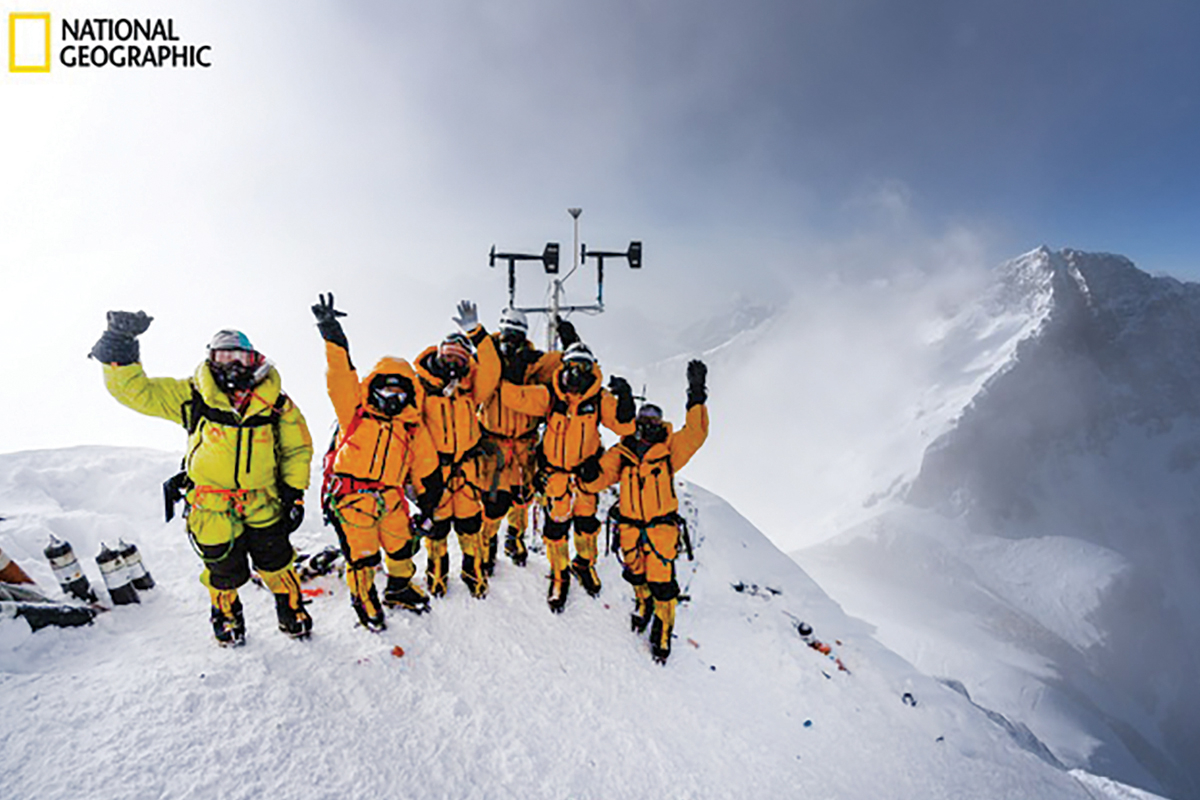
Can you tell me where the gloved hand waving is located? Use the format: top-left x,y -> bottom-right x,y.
453,300 -> 479,332
312,293 -> 349,349
89,310 -> 153,365
686,359 -> 707,408
609,375 -> 635,423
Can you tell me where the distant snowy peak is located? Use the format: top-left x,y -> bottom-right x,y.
943,246 -> 1200,431
997,245 -> 1200,343
910,247 -> 1200,516
676,294 -> 779,355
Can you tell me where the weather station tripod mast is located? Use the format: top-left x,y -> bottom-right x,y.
489,208 -> 642,350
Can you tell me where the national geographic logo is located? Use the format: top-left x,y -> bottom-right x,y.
8,14 -> 212,72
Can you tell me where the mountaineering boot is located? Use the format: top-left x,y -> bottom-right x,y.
571,555 -> 602,598
545,536 -> 571,613
460,553 -> 488,599
209,588 -> 245,647
425,538 -> 450,598
483,531 -> 498,578
480,517 -> 501,577
649,598 -> 677,664
547,568 -> 571,613
383,574 -> 430,614
260,566 -> 312,639
458,531 -> 488,599
347,564 -> 386,632
631,585 -> 653,634
572,527 -> 602,596
504,524 -> 527,567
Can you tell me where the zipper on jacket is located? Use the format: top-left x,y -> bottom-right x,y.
369,423 -> 383,476
186,420 -> 206,474
378,420 -> 394,481
440,404 -> 451,452
233,428 -> 243,489
246,426 -> 254,478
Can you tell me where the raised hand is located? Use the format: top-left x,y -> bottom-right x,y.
555,318 -> 579,347
107,310 -> 153,336
90,310 -> 152,365
311,292 -> 347,324
686,359 -> 707,407
452,300 -> 479,332
609,375 -> 635,423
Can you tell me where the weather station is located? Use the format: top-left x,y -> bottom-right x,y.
489,208 -> 642,349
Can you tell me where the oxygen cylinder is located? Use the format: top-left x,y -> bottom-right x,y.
96,542 -> 139,605
43,535 -> 99,603
118,539 -> 155,591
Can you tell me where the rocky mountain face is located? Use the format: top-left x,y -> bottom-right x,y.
911,247 -> 1200,524
898,248 -> 1200,798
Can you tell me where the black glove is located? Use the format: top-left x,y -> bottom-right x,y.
609,375 -> 635,423
556,317 -> 579,348
279,485 -> 306,534
686,359 -> 707,408
576,454 -> 601,483
89,310 -> 152,365
311,293 -> 349,350
415,467 -> 445,519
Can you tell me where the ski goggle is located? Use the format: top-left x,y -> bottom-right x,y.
561,362 -> 591,389
373,385 -> 408,403
210,349 -> 258,367
636,404 -> 666,441
636,406 -> 663,425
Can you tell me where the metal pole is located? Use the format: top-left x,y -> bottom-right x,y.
554,207 -> 582,351
549,278 -> 561,351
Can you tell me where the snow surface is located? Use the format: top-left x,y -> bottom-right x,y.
0,446 -> 1124,800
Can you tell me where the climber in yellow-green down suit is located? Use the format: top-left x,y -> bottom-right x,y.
90,311 -> 315,647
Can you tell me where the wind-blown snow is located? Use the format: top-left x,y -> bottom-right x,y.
0,446 -> 1116,800
801,248 -> 1200,800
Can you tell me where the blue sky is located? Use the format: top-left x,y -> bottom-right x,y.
381,0 -> 1200,274
2,0 -> 1199,455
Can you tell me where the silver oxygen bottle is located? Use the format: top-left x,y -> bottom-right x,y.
118,539 -> 155,591
96,542 -> 139,605
43,535 -> 99,603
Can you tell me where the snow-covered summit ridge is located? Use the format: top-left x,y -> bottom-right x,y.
0,445 -> 1126,800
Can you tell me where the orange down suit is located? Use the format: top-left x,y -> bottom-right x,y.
588,403 -> 709,590
499,362 -> 633,523
413,326 -> 500,522
324,343 -> 441,573
478,341 -> 559,510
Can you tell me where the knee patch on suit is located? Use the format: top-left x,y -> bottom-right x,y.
573,515 -> 600,535
543,517 -> 570,541
482,490 -> 513,521
386,538 -> 419,562
244,523 -> 295,574
427,518 -> 453,541
454,513 -> 482,535
649,579 -> 680,602
347,550 -> 383,570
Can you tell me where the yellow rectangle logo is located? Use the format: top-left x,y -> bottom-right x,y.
9,12 -> 52,73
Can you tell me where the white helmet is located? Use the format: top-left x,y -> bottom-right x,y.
562,342 -> 596,367
498,307 -> 528,335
